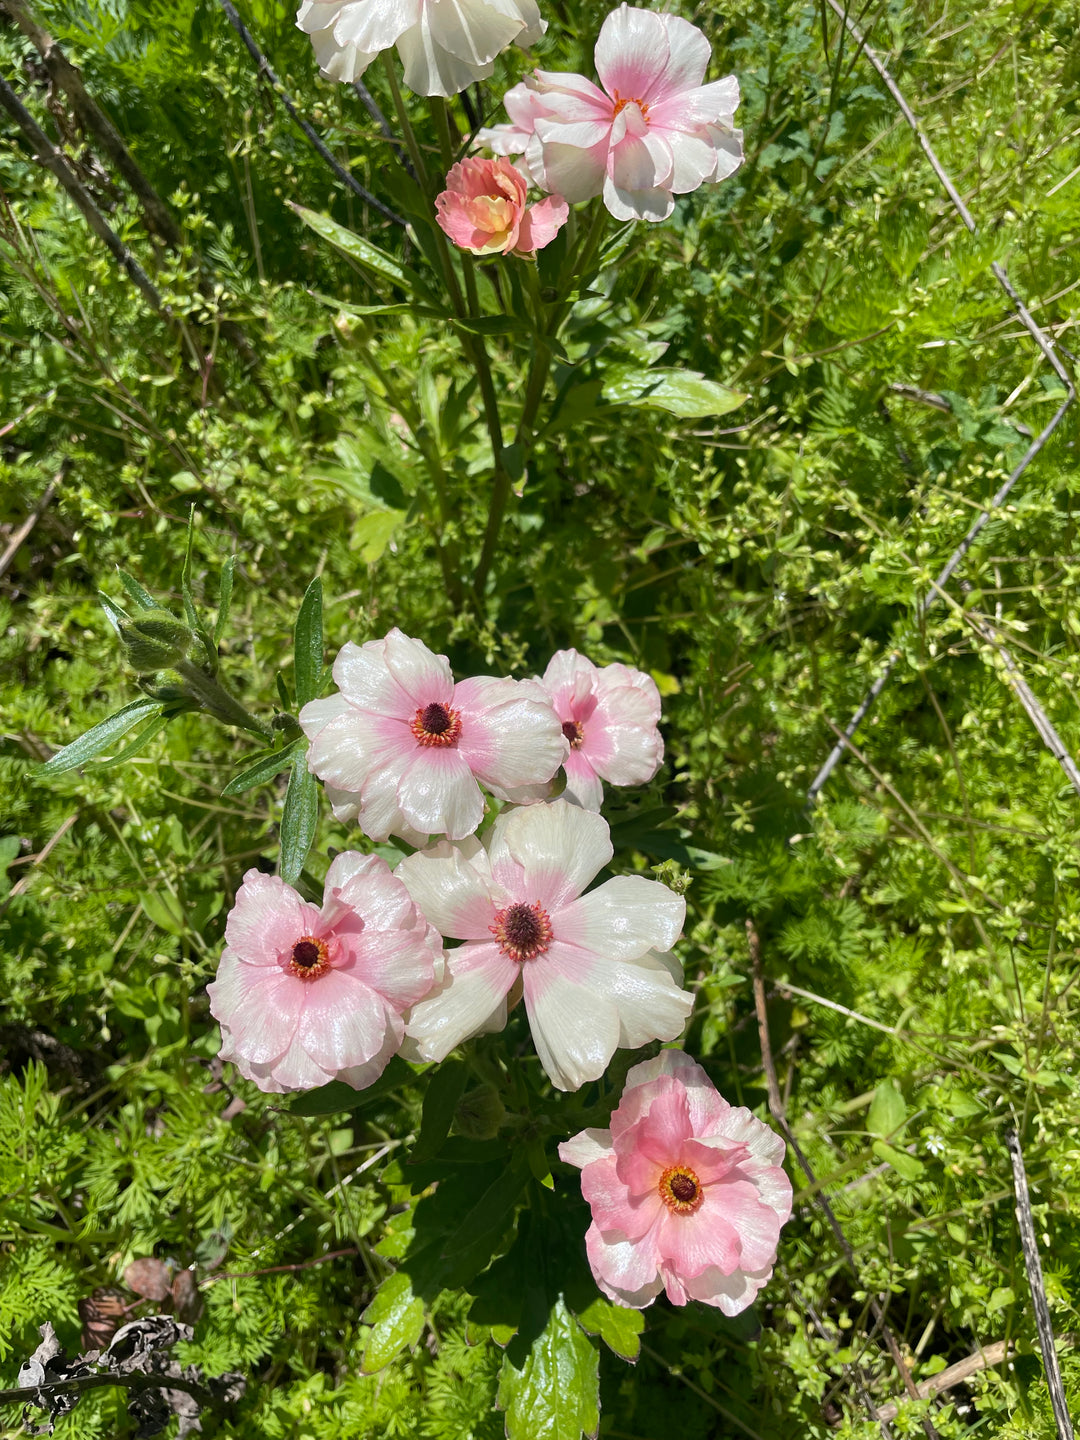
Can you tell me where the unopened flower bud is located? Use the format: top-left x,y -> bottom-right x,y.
454,1086 -> 507,1141
121,609 -> 194,672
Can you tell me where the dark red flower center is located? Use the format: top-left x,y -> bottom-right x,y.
289,935 -> 329,981
659,1164 -> 703,1216
411,702 -> 462,747
490,901 -> 554,962
562,719 -> 584,750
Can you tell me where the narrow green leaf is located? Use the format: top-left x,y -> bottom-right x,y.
497,1297 -> 599,1440
213,556 -> 235,646
361,1272 -> 425,1374
293,576 -> 323,709
278,746 -> 318,886
411,1059 -> 467,1164
88,713 -> 169,769
139,888 -> 186,936
276,672 -> 291,712
601,365 -> 746,419
116,569 -> 156,610
575,1295 -> 643,1362
180,505 -> 199,630
98,591 -> 129,635
221,738 -> 303,797
41,698 -> 164,775
290,204 -> 429,296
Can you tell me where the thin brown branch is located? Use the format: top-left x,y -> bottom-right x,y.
1006,1130 -> 1075,1440
876,1339 -> 1016,1423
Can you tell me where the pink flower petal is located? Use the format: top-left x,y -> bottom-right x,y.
594,5 -> 670,104
681,1262 -> 774,1316
557,875 -> 685,959
453,675 -> 568,793
332,636 -> 414,718
489,799 -> 612,910
558,1127 -> 613,1170
622,1050 -> 731,1132
516,194 -> 569,252
396,838 -> 500,940
348,925 -> 439,1010
223,871 -> 319,967
562,749 -> 604,811
382,628 -> 455,708
581,1154 -> 662,1240
207,954 -> 304,1063
395,746 -> 484,840
585,1223 -> 665,1308
522,966 -> 620,1090
322,851 -> 415,931
609,131 -> 673,193
602,172 -> 673,222
405,941 -> 518,1060
302,706 -> 408,797
531,137 -> 609,203
297,969 -> 397,1071
649,12 -> 711,100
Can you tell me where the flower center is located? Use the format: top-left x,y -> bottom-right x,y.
612,91 -> 650,122
490,901 -> 553,962
411,702 -> 462,748
288,935 -> 329,982
658,1164 -> 703,1216
561,719 -> 584,750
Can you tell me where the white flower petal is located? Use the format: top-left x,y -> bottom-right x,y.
602,173 -> 673,222
396,747 -> 484,840
489,798 -> 613,909
405,943 -> 518,1059
558,1127 -> 613,1170
395,837 -> 499,939
524,969 -> 620,1090
557,875 -> 685,958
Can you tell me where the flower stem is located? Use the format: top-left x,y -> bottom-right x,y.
429,97 -> 456,173
381,53 -> 429,192
175,660 -> 273,739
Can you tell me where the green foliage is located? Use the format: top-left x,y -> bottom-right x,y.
4,0 -> 1080,1434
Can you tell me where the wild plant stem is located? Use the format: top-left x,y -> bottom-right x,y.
175,661 -> 272,739
381,53 -> 429,192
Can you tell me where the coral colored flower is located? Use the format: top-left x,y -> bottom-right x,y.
296,0 -> 544,97
436,157 -> 568,256
207,855 -> 441,1093
560,1050 -> 792,1310
399,799 -> 691,1090
490,5 -> 743,221
299,629 -> 568,845
537,648 -> 663,811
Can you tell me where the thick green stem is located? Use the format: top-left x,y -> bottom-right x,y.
176,660 -> 273,738
381,53 -> 429,191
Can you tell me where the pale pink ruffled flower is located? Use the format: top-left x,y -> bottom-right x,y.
207,855 -> 441,1093
537,648 -> 663,811
491,4 -> 743,222
559,1050 -> 792,1310
436,157 -> 568,257
399,799 -> 691,1090
299,629 -> 568,846
296,0 -> 544,98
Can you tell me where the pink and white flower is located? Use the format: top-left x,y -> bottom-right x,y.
489,5 -> 743,222
559,1050 -> 792,1310
207,855 -> 441,1093
399,799 -> 692,1090
296,0 -> 544,98
436,157 -> 568,256
299,629 -> 569,845
537,648 -> 663,811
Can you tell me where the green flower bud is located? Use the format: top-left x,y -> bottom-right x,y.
120,609 -> 194,673
454,1086 -> 507,1141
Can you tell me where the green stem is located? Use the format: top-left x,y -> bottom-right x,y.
381,53 -> 429,191
429,96 -> 456,173
175,660 -> 273,738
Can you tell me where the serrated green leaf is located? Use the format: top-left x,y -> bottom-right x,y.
361,1271 -> 425,1373
871,1140 -> 924,1181
575,1295 -> 643,1362
40,698 -> 165,775
213,556 -> 235,646
116,569 -> 156,609
221,738 -> 303,797
278,747 -> 318,886
291,205 -> 428,295
411,1060 -> 467,1164
601,366 -> 746,419
498,1297 -> 599,1440
867,1079 -> 906,1138
293,576 -> 323,708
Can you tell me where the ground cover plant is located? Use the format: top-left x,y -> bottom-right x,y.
3,0 -> 1080,1434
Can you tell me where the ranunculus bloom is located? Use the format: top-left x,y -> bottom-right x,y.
436,157 -> 568,256
399,799 -> 691,1090
299,629 -> 568,846
537,649 -> 663,811
491,4 -> 743,221
207,855 -> 441,1093
559,1050 -> 792,1310
296,0 -> 544,97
